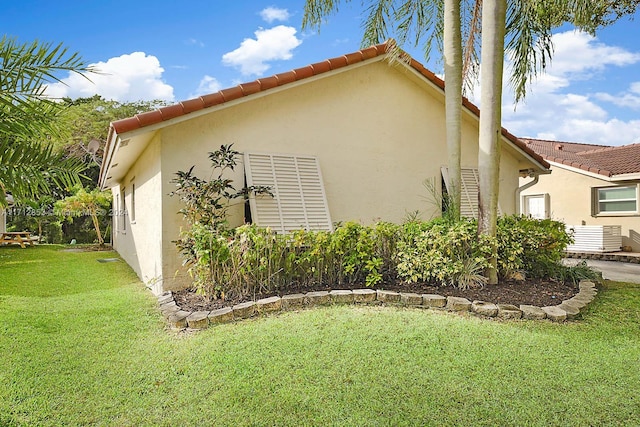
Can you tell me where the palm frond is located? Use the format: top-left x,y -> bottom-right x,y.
0,37 -> 93,139
0,138 -> 86,206
505,1 -> 555,103
302,0 -> 352,31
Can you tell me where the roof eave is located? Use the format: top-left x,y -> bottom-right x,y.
98,125 -> 118,189
546,160 -> 614,181
610,172 -> 640,181
99,40 -> 549,186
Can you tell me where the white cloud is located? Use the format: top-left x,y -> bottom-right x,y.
545,31 -> 639,77
260,7 -> 290,23
594,81 -> 640,110
523,118 -> 640,145
45,52 -> 175,102
222,25 -> 302,76
332,38 -> 351,46
190,75 -> 222,98
557,93 -> 608,120
499,31 -> 640,146
186,38 -> 205,47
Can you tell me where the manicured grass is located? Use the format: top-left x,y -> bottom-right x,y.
1,245 -> 639,426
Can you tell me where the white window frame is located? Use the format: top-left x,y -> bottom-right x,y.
592,184 -> 639,217
130,182 -> 136,224
522,193 -> 550,219
244,152 -> 333,234
120,187 -> 127,233
114,193 -> 120,234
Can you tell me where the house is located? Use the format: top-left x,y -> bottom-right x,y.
520,138 -> 640,252
98,42 -> 549,294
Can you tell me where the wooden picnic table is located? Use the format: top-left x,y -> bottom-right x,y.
0,232 -> 34,248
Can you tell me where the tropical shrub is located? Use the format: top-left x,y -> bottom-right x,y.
172,159 -> 585,297
397,218 -> 492,289
184,222 -> 399,300
169,144 -> 271,294
552,260 -> 602,284
497,215 -> 573,279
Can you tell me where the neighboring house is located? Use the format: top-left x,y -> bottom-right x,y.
520,138 -> 640,252
98,42 -> 549,294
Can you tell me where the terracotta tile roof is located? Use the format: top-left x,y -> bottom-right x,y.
109,43 -> 391,135
521,138 -> 640,177
106,41 -> 547,169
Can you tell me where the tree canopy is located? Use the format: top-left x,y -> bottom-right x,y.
55,185 -> 112,246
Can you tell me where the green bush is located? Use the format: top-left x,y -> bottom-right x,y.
181,216 -> 582,298
497,216 -> 573,279
173,163 -> 583,298
397,218 -> 492,288
185,222 -> 399,300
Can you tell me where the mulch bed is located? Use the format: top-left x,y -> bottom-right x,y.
173,278 -> 579,312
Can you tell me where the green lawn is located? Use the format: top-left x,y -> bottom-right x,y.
1,245 -> 639,426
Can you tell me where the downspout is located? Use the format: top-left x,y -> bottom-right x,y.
515,169 -> 539,215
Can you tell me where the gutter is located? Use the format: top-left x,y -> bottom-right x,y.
515,169 -> 541,215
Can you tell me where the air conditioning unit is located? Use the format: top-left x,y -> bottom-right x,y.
566,225 -> 622,253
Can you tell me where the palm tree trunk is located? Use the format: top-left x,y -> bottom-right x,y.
478,0 -> 507,284
444,0 -> 463,220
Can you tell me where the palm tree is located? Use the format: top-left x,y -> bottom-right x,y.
303,0 -> 616,284
477,0 -> 507,284
0,36 -> 88,206
478,0 -> 627,282
304,0 -> 477,218
302,0 -> 569,221
443,0 -> 463,220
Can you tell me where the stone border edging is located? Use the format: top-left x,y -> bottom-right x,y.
566,251 -> 640,264
156,281 -> 598,331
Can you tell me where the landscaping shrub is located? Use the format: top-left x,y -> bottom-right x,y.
171,150 -> 583,298
185,222 -> 399,300
169,144 -> 271,297
396,218 -> 492,289
177,215 -> 582,298
497,215 -> 573,279
540,260 -> 602,284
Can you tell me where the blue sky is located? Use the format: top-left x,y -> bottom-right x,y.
3,1 -> 640,146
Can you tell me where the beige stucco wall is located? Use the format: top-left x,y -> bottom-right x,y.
145,60 -> 535,290
109,59 -> 542,292
112,135 -> 165,293
521,166 -> 640,251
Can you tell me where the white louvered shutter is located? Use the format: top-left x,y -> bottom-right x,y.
459,168 -> 480,218
441,167 -> 501,219
244,152 -> 333,234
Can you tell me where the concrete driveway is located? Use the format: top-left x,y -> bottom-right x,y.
565,259 -> 640,284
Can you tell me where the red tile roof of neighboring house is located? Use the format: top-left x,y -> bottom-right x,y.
521,138 -> 640,177
105,41 -> 548,172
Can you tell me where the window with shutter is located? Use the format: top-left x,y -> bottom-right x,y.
441,167 -> 501,219
244,152 -> 333,234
